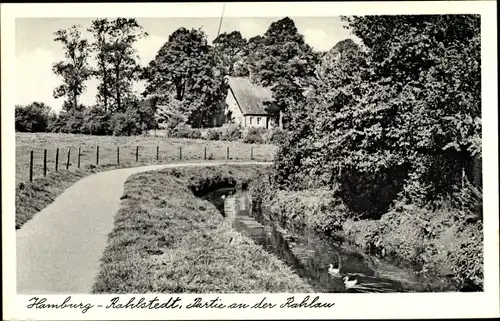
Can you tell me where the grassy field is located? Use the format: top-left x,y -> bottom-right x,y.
14,132 -> 276,230
92,165 -> 312,293
15,132 -> 277,183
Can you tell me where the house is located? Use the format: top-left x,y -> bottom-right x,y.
220,76 -> 279,129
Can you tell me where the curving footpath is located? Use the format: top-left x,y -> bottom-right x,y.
16,161 -> 271,294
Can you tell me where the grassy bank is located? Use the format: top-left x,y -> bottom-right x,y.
342,201 -> 483,291
249,172 -> 483,291
92,165 -> 312,293
16,132 -> 276,183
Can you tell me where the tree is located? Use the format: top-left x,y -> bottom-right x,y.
88,18 -> 147,112
107,18 -> 148,112
143,27 -> 228,128
15,102 -> 54,132
246,17 -> 319,129
213,31 -> 248,75
52,25 -> 91,111
273,15 -> 481,209
330,38 -> 360,55
155,93 -> 190,131
88,19 -> 112,112
340,15 -> 481,203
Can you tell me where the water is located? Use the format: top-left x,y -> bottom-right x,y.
202,188 -> 456,293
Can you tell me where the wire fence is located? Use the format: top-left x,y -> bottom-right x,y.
23,143 -> 275,183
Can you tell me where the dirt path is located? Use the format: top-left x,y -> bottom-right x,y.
16,161 -> 270,294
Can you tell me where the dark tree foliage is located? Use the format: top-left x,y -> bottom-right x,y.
245,17 -> 320,128
267,16 -> 482,290
15,102 -> 55,132
273,15 -> 481,211
143,27 -> 228,128
213,31 -> 248,76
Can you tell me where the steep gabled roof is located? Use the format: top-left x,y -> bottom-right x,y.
227,77 -> 274,116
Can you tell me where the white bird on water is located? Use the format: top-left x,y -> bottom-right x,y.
328,264 -> 341,277
343,276 -> 358,289
328,255 -> 342,277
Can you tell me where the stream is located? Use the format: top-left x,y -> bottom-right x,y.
203,187 -> 456,293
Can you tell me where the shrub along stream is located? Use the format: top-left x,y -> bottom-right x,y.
92,165 -> 312,293
249,169 -> 483,292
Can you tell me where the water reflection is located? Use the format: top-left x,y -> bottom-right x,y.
203,188 -> 455,293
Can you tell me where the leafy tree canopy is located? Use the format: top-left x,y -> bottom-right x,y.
143,27 -> 228,128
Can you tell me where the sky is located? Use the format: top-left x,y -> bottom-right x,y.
15,17 -> 359,113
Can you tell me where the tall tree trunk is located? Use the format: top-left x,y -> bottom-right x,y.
102,60 -> 108,112
73,89 -> 78,110
116,67 -> 121,112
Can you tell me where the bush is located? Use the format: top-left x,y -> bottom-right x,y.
205,129 -> 222,141
267,128 -> 286,144
15,102 -> 54,132
170,125 -> 202,139
251,175 -> 351,235
169,126 -> 191,138
266,188 -> 350,234
220,124 -> 242,141
248,168 -> 275,209
342,199 -> 484,291
189,128 -> 202,139
109,109 -> 142,136
243,127 -> 264,144
49,109 -> 86,134
81,107 -> 112,135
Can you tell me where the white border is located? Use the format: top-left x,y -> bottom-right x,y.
2,1 -> 498,320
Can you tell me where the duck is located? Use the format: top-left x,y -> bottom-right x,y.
328,254 -> 342,277
343,276 -> 358,289
328,264 -> 341,277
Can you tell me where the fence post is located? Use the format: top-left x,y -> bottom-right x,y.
117,146 -> 120,164
55,147 -> 59,172
226,146 -> 230,160
78,146 -> 81,168
136,146 -> 139,162
66,148 -> 71,169
96,146 -> 99,165
29,150 -> 34,182
179,146 -> 182,160
43,149 -> 47,177
156,146 -> 159,161
204,146 -> 207,160
250,146 -> 254,160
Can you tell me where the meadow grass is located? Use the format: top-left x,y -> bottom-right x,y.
92,165 -> 313,293
14,132 -> 275,229
15,132 -> 277,183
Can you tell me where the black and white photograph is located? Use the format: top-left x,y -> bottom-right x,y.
2,1 -> 498,320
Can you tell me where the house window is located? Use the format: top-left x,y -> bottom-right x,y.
249,117 -> 253,125
257,117 -> 261,125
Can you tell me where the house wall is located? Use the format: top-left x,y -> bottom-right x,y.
244,115 -> 275,128
224,88 -> 277,129
225,89 -> 245,126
